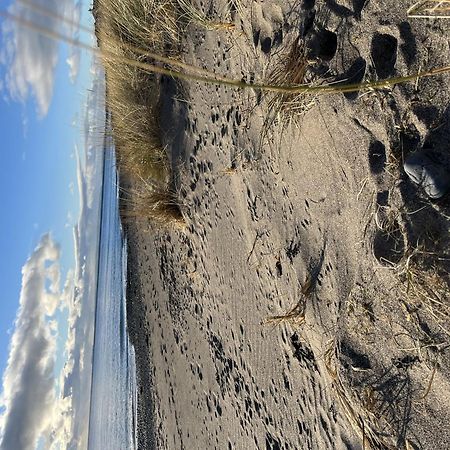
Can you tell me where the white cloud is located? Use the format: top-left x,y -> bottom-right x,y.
0,234 -> 62,450
66,1 -> 82,84
1,0 -> 83,117
0,59 -> 107,450
66,52 -> 80,84
56,65 -> 106,449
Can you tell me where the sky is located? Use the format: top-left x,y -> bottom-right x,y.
0,0 -> 105,448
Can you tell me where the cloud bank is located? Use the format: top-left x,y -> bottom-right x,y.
0,59 -> 106,449
0,234 -> 61,450
1,0 -> 83,116
65,1 -> 83,84
58,60 -> 106,450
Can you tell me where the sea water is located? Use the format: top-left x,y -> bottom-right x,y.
87,138 -> 137,450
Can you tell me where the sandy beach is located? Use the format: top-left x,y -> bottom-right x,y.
97,0 -> 450,448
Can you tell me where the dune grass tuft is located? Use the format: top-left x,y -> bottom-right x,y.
267,37 -> 314,119
95,0 -> 185,223
395,245 -> 450,340
120,179 -> 185,226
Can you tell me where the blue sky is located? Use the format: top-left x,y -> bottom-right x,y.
0,56 -> 82,376
0,1 -> 102,448
0,0 -> 90,377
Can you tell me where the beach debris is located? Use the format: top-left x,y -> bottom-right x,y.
404,150 -> 450,199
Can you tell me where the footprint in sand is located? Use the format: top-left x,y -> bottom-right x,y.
251,3 -> 284,54
368,140 -> 387,175
337,57 -> 367,100
307,28 -> 338,61
371,33 -> 398,79
339,342 -> 371,371
365,139 -> 406,266
372,218 -> 405,266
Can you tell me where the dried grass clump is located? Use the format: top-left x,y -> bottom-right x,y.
120,179 -> 185,226
263,301 -> 306,327
396,247 -> 450,339
97,0 -> 178,180
267,37 -> 315,120
96,0 -> 186,223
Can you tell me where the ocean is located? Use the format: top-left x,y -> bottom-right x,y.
86,135 -> 137,450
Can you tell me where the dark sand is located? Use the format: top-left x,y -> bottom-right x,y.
123,1 -> 450,448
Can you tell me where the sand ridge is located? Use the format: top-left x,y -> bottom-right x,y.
124,1 -> 450,449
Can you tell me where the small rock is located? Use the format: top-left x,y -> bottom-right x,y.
404,150 -> 450,199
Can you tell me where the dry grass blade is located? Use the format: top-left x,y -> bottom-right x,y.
263,274 -> 313,327
2,9 -> 450,96
263,302 -> 306,327
300,272 -> 314,296
408,0 -> 450,18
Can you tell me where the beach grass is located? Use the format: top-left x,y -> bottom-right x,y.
120,179 -> 185,226
267,37 -> 314,119
95,0 -> 183,224
396,245 -> 450,340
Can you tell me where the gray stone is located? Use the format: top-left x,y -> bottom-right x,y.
404,150 -> 450,199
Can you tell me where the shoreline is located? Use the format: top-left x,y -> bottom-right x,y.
125,223 -> 157,450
